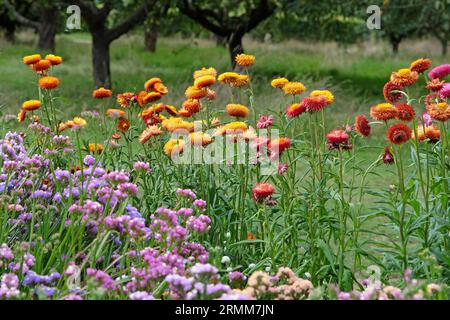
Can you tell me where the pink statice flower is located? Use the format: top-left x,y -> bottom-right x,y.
257,114 -> 274,129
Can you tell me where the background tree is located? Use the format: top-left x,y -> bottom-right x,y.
178,0 -> 277,66
0,5 -> 17,42
378,0 -> 425,54
72,0 -> 156,88
144,2 -> 170,52
420,0 -> 450,56
3,0 -> 59,52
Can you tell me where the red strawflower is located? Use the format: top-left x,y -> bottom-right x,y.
252,182 -> 275,202
303,96 -> 328,112
386,123 -> 412,145
383,81 -> 403,104
326,129 -> 349,144
382,147 -> 395,164
286,102 -> 307,118
355,115 -> 371,137
395,104 -> 415,122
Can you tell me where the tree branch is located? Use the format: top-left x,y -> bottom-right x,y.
3,0 -> 40,30
179,0 -> 229,37
107,0 -> 155,42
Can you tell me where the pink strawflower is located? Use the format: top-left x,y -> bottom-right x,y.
428,64 -> 450,79
278,163 -> 288,175
257,115 -> 274,129
438,83 -> 450,99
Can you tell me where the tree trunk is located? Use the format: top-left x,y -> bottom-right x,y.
4,25 -> 15,43
92,35 -> 111,88
389,35 -> 400,55
228,33 -> 244,67
441,38 -> 448,56
144,19 -> 159,52
37,8 -> 58,52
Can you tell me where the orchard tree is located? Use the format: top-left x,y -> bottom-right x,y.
3,0 -> 59,51
144,2 -> 170,52
379,0 -> 425,54
72,0 -> 156,88
178,0 -> 277,66
421,0 -> 450,56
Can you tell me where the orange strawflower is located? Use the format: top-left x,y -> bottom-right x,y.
137,91 -> 148,107
38,76 -> 59,90
32,59 -> 51,72
218,72 -> 240,85
185,86 -> 207,99
282,82 -> 306,95
164,139 -> 185,156
413,125 -> 440,143
154,82 -> 168,95
426,102 -> 450,122
116,92 -> 136,107
22,100 -> 41,111
386,123 -> 412,145
117,118 -> 131,133
143,92 -> 162,103
194,75 -> 216,89
226,104 -> 249,118
162,117 -> 195,133
106,109 -> 126,118
269,137 -> 291,155
17,110 -> 27,122
218,121 -> 248,135
410,58 -> 432,74
390,68 -> 419,86
23,54 -> 41,65
92,87 -> 112,99
310,90 -> 334,104
88,143 -> 103,154
271,77 -> 289,89
178,108 -> 193,118
189,132 -> 213,146
182,99 -> 201,114
144,77 -> 162,91
139,125 -> 162,144
235,53 -> 255,67
370,103 -> 398,121
73,117 -> 87,127
45,54 -> 63,65
193,67 -> 217,79
165,105 -> 178,116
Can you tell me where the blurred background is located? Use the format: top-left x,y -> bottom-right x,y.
0,0 -> 449,122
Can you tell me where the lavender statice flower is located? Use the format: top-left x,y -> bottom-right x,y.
129,291 -> 154,300
0,273 -> 20,299
229,271 -> 247,288
28,122 -> 51,135
106,171 -> 129,184
193,199 -> 207,211
86,268 -> 116,290
83,155 -> 96,167
176,188 -> 197,200
187,215 -> 211,234
133,161 -> 151,172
